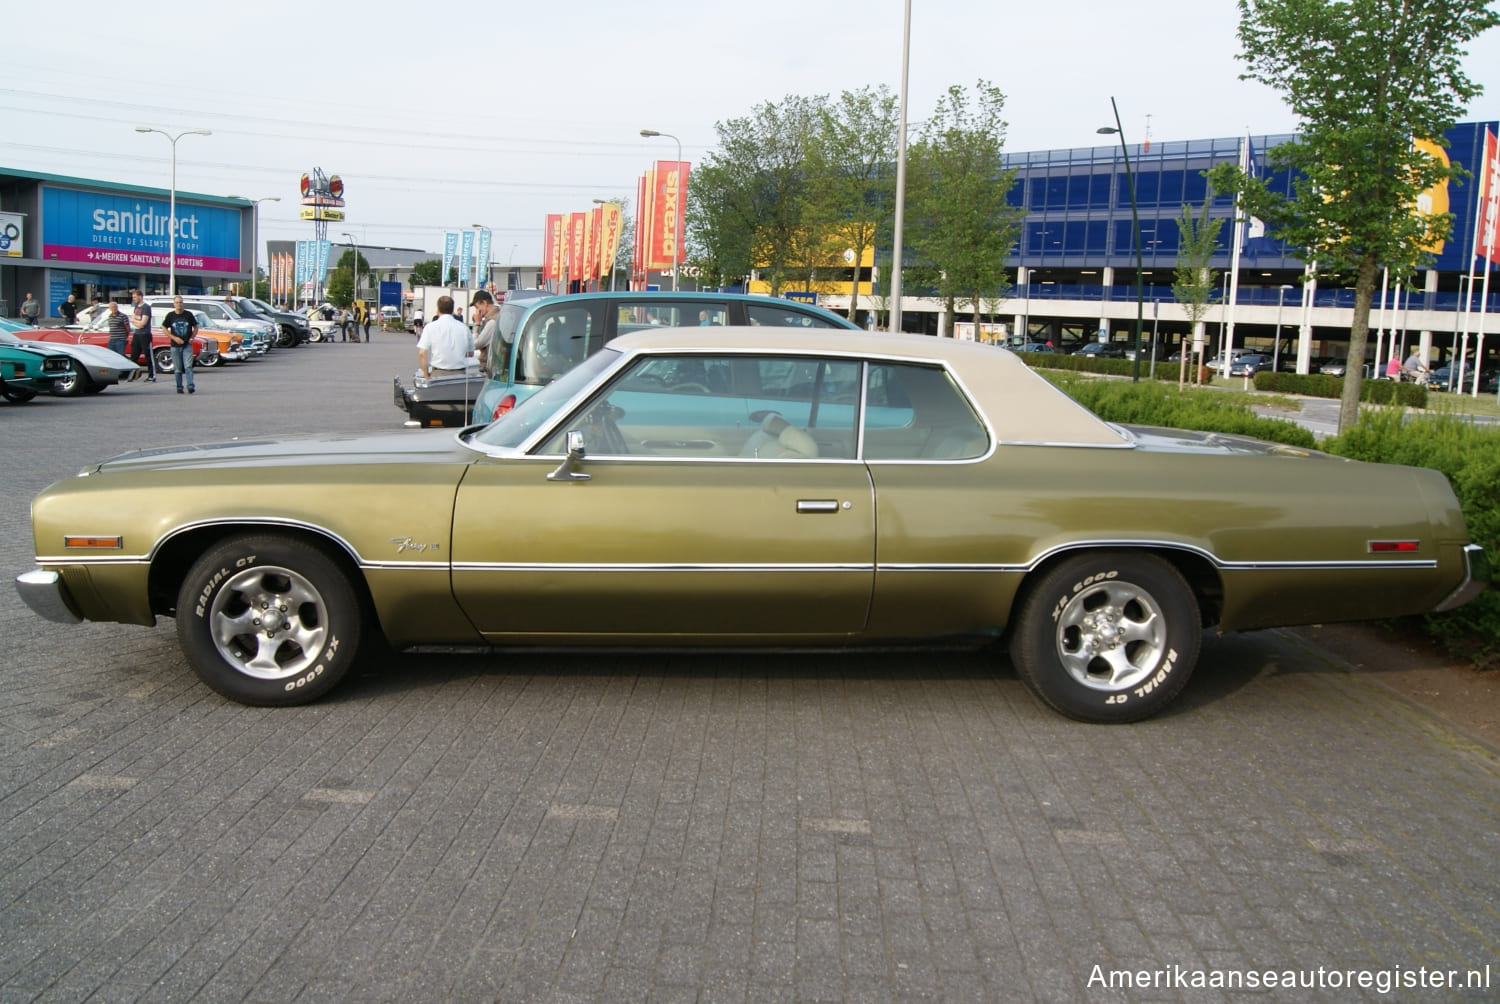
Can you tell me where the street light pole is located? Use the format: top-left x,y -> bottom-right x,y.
1097,99 -> 1144,382
230,195 -> 280,303
639,129 -> 683,291
135,126 -> 212,295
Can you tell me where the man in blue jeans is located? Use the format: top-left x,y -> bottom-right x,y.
161,296 -> 197,394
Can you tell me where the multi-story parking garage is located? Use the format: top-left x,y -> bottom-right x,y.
819,121 -> 1499,377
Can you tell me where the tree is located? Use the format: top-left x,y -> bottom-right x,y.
686,161 -> 757,290
1171,199 -> 1225,386
804,86 -> 900,322
324,268 -> 353,307
697,94 -> 826,296
332,249 -> 372,304
408,259 -> 443,288
1208,0 -> 1499,432
905,82 -> 1023,335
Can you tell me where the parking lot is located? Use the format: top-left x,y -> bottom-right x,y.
2,332 -> 1497,1001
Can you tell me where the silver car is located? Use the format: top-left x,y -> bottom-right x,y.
0,320 -> 139,396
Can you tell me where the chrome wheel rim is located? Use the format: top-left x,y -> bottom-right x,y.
1055,578 -> 1167,692
208,565 -> 328,681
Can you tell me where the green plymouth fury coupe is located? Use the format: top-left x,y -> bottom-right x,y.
15,328 -> 1488,722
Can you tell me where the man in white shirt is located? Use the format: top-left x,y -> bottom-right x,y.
416,295 -> 473,379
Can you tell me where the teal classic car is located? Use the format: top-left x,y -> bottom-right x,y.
1,341 -> 73,402
16,328 -> 1488,722
462,291 -> 859,426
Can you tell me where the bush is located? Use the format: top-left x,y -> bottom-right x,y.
1041,373 -> 1316,448
1019,351 -> 1215,385
1324,408 -> 1500,667
1252,370 -> 1428,408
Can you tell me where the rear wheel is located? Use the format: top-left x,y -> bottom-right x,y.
153,347 -> 175,373
176,535 -> 364,706
1009,551 -> 1201,723
2,385 -> 37,403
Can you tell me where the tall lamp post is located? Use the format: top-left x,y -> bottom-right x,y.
1097,99 -> 1144,381
340,232 -> 359,305
229,195 -> 279,303
639,129 -> 683,291
135,126 -> 212,295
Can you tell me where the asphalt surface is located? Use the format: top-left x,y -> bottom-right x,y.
2,332 -> 1498,1002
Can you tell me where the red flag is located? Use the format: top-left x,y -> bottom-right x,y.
1478,128 -> 1499,263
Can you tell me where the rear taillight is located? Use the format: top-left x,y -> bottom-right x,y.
492,394 -> 517,419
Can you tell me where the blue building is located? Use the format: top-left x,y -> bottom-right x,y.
825,121 -> 1500,375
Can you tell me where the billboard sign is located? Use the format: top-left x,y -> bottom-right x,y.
0,211 -> 23,258
41,186 -> 241,273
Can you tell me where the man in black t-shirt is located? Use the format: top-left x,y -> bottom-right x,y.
58,294 -> 79,324
161,296 -> 198,394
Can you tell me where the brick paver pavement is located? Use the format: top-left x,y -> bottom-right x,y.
2,332 -> 1496,1001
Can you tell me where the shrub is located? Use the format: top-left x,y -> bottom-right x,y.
1324,408 -> 1500,667
1019,351 -> 1214,385
1041,373 -> 1315,448
1252,370 -> 1428,408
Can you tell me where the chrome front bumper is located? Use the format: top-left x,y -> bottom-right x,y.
15,569 -> 83,624
1434,544 -> 1489,613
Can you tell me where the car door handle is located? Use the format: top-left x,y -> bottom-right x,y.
796,500 -> 841,514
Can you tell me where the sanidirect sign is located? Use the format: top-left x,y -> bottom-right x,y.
41,186 -> 241,274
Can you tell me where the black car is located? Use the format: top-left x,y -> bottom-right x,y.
1072,342 -> 1127,358
241,298 -> 312,347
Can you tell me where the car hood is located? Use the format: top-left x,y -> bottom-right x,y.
1118,424 -> 1339,459
89,429 -> 475,474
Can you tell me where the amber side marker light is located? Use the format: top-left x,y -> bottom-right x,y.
1368,540 -> 1419,553
64,536 -> 123,549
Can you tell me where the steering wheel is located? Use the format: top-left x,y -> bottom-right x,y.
669,383 -> 711,394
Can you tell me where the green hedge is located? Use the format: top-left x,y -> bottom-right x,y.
1019,351 -> 1214,385
1252,370 -> 1429,408
1040,373 -> 1315,447
1324,409 -> 1500,668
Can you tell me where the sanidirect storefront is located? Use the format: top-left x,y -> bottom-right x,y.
0,167 -> 249,319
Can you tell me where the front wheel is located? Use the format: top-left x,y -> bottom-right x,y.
52,363 -> 96,397
1009,551 -> 1201,723
153,347 -> 175,373
176,535 -> 365,706
309,328 -> 325,343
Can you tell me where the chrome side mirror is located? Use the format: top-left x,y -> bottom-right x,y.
546,430 -> 592,482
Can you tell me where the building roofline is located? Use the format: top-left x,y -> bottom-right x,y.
0,166 -> 248,207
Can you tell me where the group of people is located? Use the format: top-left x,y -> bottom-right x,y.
416,291 -> 501,380
318,303 -> 374,342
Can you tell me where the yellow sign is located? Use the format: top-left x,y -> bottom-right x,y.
299,208 -> 346,221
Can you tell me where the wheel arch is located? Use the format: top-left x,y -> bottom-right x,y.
147,521 -> 376,624
1015,543 -> 1224,630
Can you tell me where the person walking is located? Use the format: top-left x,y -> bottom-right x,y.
161,296 -> 198,394
19,292 -> 40,325
416,295 -> 472,380
57,294 -> 79,325
104,301 -> 130,356
361,304 -> 372,342
338,306 -> 351,342
129,290 -> 156,381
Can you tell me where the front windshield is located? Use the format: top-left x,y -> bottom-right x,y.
469,348 -> 621,450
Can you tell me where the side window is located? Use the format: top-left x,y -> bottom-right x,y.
515,306 -> 593,385
862,363 -> 988,460
744,303 -> 847,329
539,354 -> 860,460
613,301 -> 729,337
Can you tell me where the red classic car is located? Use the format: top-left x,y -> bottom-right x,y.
31,322 -> 213,374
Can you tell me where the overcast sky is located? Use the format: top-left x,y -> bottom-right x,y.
6,0 -> 1499,264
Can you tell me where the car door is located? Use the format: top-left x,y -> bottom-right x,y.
450,351 -> 875,640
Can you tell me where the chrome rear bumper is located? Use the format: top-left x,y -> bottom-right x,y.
15,569 -> 83,624
1433,544 -> 1489,612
